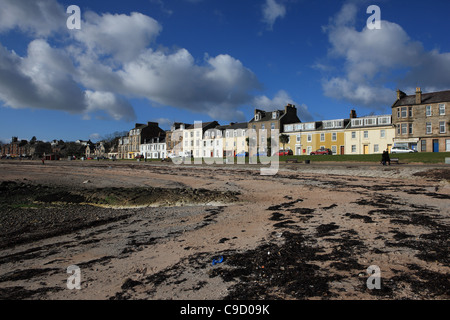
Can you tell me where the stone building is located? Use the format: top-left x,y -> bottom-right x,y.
392,88 -> 450,152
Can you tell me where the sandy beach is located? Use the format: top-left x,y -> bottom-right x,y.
0,160 -> 448,300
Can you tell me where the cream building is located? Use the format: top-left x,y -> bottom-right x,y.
344,115 -> 395,155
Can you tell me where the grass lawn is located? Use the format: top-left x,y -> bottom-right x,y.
281,152 -> 450,164
85,153 -> 450,164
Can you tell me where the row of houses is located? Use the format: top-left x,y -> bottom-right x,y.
3,88 -> 448,160
111,88 -> 449,159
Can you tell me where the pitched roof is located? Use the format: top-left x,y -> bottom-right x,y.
216,122 -> 248,130
392,89 -> 450,107
185,121 -> 220,130
248,109 -> 285,123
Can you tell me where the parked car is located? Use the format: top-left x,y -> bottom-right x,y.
310,148 -> 333,155
135,155 -> 145,159
390,146 -> 417,153
276,149 -> 293,156
236,152 -> 249,157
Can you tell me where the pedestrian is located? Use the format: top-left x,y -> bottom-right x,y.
41,157 -> 45,165
385,149 -> 391,166
381,151 -> 387,165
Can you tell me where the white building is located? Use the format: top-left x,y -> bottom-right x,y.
140,137 -> 166,159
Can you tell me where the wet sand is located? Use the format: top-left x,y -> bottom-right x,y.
0,160 -> 448,300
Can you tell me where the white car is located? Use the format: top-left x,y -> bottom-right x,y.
390,146 -> 417,153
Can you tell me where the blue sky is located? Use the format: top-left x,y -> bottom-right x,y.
1,0 -> 450,143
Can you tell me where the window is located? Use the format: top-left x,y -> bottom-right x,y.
331,146 -> 337,154
380,129 -> 386,138
351,132 -> 356,139
426,105 -> 432,116
401,123 -> 407,135
426,122 -> 432,134
351,145 -> 357,153
409,107 -> 413,117
332,132 -> 337,141
397,108 -> 400,118
364,118 -> 377,126
296,134 -> 301,143
285,125 -> 293,132
440,121 -> 446,134
271,123 -> 275,130
364,131 -> 369,139
307,146 -> 312,154
305,123 -> 315,130
439,104 -> 446,115
272,112 -> 277,119
397,124 -> 400,135
401,107 -> 407,118
307,134 -> 312,142
351,119 -> 363,127
261,124 -> 265,130
379,116 -> 391,125
294,124 -> 304,131
320,133 -> 325,142
374,144 -> 379,153
409,123 -> 413,135
421,140 -> 427,152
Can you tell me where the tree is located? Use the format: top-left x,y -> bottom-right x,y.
279,134 -> 289,151
33,142 -> 52,158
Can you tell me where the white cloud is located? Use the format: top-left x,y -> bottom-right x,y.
89,133 -> 101,142
0,2 -> 263,123
262,0 -> 286,30
254,90 -> 313,121
0,0 -> 66,37
320,2 -> 450,109
85,91 -> 136,122
73,11 -> 162,63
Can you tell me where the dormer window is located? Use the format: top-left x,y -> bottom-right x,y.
272,112 -> 277,119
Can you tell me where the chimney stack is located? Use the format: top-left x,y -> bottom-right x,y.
397,89 -> 406,100
350,109 -> 357,119
415,87 -> 422,104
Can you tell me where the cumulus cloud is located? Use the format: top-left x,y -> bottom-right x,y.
320,2 -> 450,110
0,1 -> 264,123
0,40 -> 86,113
73,11 -> 162,63
254,90 -> 313,122
0,0 -> 66,37
262,0 -> 286,30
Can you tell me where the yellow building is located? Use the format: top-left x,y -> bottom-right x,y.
284,119 -> 348,155
344,115 -> 395,154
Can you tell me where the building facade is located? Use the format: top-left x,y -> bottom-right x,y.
392,88 -> 450,152
344,115 -> 395,155
140,137 -> 167,159
284,119 -> 348,155
248,104 -> 300,154
118,122 -> 166,159
166,123 -> 191,157
182,121 -> 220,158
